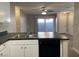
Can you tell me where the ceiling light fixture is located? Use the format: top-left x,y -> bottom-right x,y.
41,7 -> 47,15
45,9 -> 47,11
41,11 -> 47,15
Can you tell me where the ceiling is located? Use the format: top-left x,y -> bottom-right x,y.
14,2 -> 74,15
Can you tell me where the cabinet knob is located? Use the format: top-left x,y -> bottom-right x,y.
3,44 -> 5,46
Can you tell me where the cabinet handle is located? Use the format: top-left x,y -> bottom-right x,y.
21,47 -> 23,49
21,47 -> 27,49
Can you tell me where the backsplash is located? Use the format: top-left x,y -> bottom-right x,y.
0,31 -> 8,37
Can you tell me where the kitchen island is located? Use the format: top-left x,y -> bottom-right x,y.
0,32 -> 69,57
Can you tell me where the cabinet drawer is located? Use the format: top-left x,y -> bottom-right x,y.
8,40 -> 38,45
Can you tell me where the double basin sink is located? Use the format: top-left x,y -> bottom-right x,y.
11,34 -> 37,39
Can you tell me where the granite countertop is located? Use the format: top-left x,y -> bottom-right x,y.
0,33 -> 15,45
8,32 -> 69,40
0,32 -> 70,45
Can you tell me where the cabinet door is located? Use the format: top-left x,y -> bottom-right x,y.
25,45 -> 39,57
0,47 -> 9,57
10,44 -> 24,57
0,41 -> 9,57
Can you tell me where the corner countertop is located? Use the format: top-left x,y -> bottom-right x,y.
0,32 -> 70,45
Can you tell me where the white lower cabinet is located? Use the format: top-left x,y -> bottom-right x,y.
24,45 -> 39,57
0,42 -> 9,57
0,40 -> 39,57
0,47 -> 9,57
9,40 -> 39,57
9,44 -> 24,57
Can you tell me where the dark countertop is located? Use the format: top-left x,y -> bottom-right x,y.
0,33 -> 15,45
0,32 -> 70,45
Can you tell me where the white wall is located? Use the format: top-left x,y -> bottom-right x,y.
57,12 -> 68,33
57,12 -> 74,35
0,3 -> 28,33
0,2 -> 17,33
0,2 -> 11,32
10,3 -> 16,33
57,12 -> 74,50
10,3 -> 27,33
67,13 -> 74,35
73,2 -> 79,51
20,10 -> 27,32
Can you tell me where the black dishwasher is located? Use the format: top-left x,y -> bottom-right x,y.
39,39 -> 60,57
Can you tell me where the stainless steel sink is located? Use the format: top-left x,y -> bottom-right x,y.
11,33 -> 37,39
11,34 -> 27,39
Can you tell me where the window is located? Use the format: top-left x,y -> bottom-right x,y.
37,18 -> 56,32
